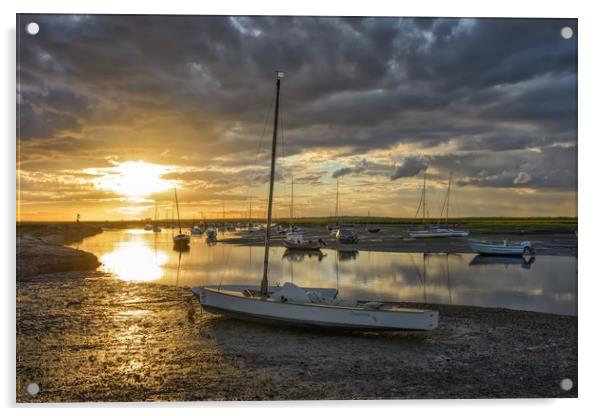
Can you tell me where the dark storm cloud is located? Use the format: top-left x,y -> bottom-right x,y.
332,159 -> 369,178
17,14 -> 577,193
430,145 -> 577,190
390,156 -> 429,180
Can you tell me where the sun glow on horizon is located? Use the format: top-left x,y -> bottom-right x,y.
86,161 -> 176,199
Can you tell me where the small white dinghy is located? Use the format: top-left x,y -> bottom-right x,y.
190,72 -> 438,332
469,239 -> 534,256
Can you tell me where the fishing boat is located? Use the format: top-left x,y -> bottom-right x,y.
172,188 -> 190,248
408,171 -> 469,238
191,72 -> 438,331
469,239 -> 535,256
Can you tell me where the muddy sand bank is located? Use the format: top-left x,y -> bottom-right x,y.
17,224 -> 102,278
220,224 -> 577,256
17,269 -> 577,402
16,224 -> 577,401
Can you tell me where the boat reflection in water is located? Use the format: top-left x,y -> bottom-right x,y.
71,230 -> 577,316
337,250 -> 359,262
282,249 -> 326,262
469,254 -> 536,269
173,244 -> 190,253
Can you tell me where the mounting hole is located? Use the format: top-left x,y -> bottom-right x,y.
25,22 -> 40,36
560,378 -> 573,391
560,26 -> 573,40
26,382 -> 40,396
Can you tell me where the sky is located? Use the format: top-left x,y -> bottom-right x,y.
17,15 -> 577,221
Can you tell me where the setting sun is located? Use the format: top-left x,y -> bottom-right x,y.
86,161 -> 175,199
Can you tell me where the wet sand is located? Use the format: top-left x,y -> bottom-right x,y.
16,224 -> 577,401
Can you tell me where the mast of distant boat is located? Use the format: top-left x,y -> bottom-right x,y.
290,176 -> 294,224
248,197 -> 253,225
446,172 -> 452,225
438,172 -> 453,227
174,188 -> 183,234
335,179 -> 339,225
422,168 -> 427,227
260,71 -> 284,297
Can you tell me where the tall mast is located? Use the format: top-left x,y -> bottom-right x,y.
422,168 -> 427,226
174,188 -> 182,233
248,197 -> 253,223
260,71 -> 284,297
290,176 -> 294,222
335,179 -> 339,223
446,172 -> 452,225
154,201 -> 158,222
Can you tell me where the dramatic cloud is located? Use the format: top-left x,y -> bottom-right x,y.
390,156 -> 429,180
16,15 -> 578,220
332,159 -> 368,178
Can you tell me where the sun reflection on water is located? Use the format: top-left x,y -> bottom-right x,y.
101,241 -> 169,282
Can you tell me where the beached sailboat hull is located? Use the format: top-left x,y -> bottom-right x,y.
193,287 -> 438,331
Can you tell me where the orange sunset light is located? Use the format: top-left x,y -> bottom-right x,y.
85,161 -> 176,200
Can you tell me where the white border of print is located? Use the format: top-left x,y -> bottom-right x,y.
2,1 -> 597,415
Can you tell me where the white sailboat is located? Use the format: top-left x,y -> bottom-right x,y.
409,171 -> 469,238
172,188 -> 190,247
469,240 -> 535,256
191,72 -> 438,331
282,176 -> 323,250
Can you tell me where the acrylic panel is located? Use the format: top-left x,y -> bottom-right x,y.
16,14 -> 577,402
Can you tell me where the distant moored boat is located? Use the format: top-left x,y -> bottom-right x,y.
408,171 -> 469,239
172,188 -> 190,248
469,239 -> 535,256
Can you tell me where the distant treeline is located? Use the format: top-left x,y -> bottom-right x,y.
18,216 -> 577,229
